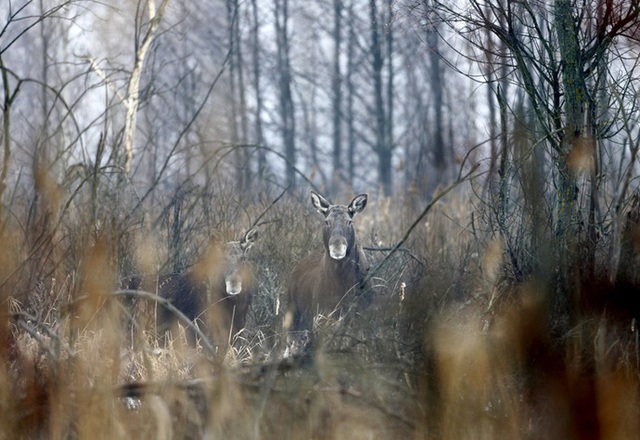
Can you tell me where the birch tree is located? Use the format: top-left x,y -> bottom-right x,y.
122,0 -> 170,176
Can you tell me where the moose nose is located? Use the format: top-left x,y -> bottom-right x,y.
225,275 -> 242,296
329,236 -> 348,260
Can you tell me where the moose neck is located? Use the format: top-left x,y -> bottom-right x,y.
323,241 -> 362,278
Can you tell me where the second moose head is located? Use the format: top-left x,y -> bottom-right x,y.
287,190 -> 368,337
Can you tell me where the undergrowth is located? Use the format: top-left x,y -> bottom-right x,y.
1,182 -> 639,439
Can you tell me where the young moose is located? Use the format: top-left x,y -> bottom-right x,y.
124,228 -> 258,341
287,191 -> 368,337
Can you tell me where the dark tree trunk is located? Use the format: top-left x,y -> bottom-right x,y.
250,0 -> 266,180
346,0 -> 356,189
420,0 -> 445,195
331,0 -> 343,192
275,0 -> 296,188
227,0 -> 250,191
370,0 -> 392,195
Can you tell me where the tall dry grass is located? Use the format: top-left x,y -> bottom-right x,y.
1,169 -> 639,439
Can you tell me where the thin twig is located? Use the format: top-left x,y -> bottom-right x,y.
248,184 -> 291,233
363,246 -> 426,268
12,312 -> 74,358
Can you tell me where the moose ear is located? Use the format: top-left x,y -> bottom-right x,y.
348,194 -> 368,216
310,190 -> 331,215
240,228 -> 258,250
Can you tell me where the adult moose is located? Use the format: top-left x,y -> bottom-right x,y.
123,228 -> 258,344
287,191 -> 369,341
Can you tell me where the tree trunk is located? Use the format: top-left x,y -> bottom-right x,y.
331,0 -> 343,192
250,0 -> 266,180
227,0 -> 250,191
346,0 -> 356,189
385,0 -> 394,189
275,0 -> 296,188
554,0 -> 584,238
235,9 -> 250,190
426,0 -> 444,193
370,0 -> 391,195
554,0 -> 587,324
226,0 -> 240,187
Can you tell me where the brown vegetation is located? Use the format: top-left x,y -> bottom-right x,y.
1,179 -> 638,439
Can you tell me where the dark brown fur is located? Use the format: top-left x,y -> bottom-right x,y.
287,191 -> 368,333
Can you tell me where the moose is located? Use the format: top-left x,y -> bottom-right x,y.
287,190 -> 369,340
122,228 -> 258,343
